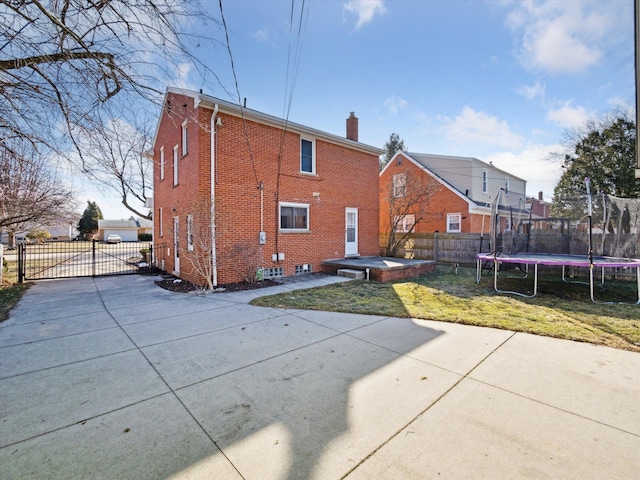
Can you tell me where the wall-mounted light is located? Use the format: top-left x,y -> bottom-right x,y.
215,116 -> 222,126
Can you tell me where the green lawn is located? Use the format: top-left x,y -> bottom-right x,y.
251,266 -> 640,352
1,257 -> 30,323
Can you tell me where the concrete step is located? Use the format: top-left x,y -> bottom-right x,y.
337,268 -> 365,280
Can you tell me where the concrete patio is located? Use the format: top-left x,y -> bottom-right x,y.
1,274 -> 639,479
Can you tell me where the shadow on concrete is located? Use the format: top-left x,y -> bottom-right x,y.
175,311 -> 447,480
0,276 -> 449,480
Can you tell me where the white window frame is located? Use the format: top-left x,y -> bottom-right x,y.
395,214 -> 415,233
158,207 -> 163,237
446,213 -> 462,233
300,138 -> 316,174
181,120 -> 188,157
186,214 -> 194,251
279,202 -> 310,231
482,169 -> 487,193
392,173 -> 406,198
160,146 -> 165,181
173,145 -> 179,186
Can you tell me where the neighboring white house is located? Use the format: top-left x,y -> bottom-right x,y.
98,219 -> 139,242
1,223 -> 78,245
97,217 -> 153,242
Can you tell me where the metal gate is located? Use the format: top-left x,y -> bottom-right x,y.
17,240 -> 157,282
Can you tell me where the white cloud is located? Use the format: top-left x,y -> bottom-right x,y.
504,1 -> 619,73
442,107 -> 524,150
251,29 -> 270,43
384,95 -> 407,115
607,96 -> 635,117
516,81 -> 546,101
172,62 -> 196,90
546,102 -> 592,129
343,0 -> 387,29
487,143 -> 563,199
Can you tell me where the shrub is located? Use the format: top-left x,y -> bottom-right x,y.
138,233 -> 152,241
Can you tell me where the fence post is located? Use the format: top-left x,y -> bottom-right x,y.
92,239 -> 96,277
0,243 -> 3,284
17,243 -> 24,283
433,231 -> 438,262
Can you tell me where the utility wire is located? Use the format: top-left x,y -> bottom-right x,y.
274,0 -> 309,258
218,0 -> 260,189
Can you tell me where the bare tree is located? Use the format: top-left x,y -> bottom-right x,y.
0,140 -> 76,246
179,201 -> 216,291
383,171 -> 439,257
82,115 -> 153,219
229,241 -> 262,284
0,0 -> 224,161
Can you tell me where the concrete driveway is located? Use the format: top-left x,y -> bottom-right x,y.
1,274 -> 639,479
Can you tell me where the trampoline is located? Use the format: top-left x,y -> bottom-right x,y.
476,179 -> 640,304
476,252 -> 640,304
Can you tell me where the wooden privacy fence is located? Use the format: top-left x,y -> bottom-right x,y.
380,233 -> 484,266
380,231 -> 640,266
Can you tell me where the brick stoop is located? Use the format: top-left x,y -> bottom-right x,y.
322,257 -> 436,282
374,262 -> 435,282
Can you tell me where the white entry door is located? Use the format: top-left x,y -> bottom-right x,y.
173,216 -> 180,274
345,207 -> 358,257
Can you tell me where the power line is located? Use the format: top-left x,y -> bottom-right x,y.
218,0 -> 260,188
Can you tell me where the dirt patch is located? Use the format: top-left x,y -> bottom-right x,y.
154,276 -> 279,294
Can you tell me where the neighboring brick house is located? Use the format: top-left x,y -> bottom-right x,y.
527,192 -> 552,217
152,87 -> 383,286
380,152 -> 527,236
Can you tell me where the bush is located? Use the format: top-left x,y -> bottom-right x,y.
138,233 -> 152,241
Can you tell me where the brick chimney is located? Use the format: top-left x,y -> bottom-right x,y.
346,112 -> 358,142
538,191 -> 544,201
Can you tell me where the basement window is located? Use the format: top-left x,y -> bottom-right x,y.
263,267 -> 284,279
295,264 -> 313,275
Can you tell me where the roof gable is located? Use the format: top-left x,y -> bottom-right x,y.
381,152 -> 477,208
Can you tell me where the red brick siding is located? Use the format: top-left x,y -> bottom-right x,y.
154,93 -> 380,286
380,154 -> 471,234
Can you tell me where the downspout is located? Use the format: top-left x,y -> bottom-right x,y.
211,105 -> 219,287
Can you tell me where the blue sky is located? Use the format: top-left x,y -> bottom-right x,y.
94,0 -> 636,218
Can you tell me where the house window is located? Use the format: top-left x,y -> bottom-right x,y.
186,214 -> 194,251
181,120 -> 188,157
160,146 -> 165,181
280,202 -> 309,231
447,213 -> 462,233
395,214 -> 415,233
482,169 -> 487,193
504,177 -> 510,195
300,138 -> 315,174
173,145 -> 178,186
392,173 -> 406,198
158,207 -> 163,237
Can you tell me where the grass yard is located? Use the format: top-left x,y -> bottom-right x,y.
251,266 -> 640,352
1,256 -> 30,323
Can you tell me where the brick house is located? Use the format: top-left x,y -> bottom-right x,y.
152,87 -> 383,286
380,152 -> 527,236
